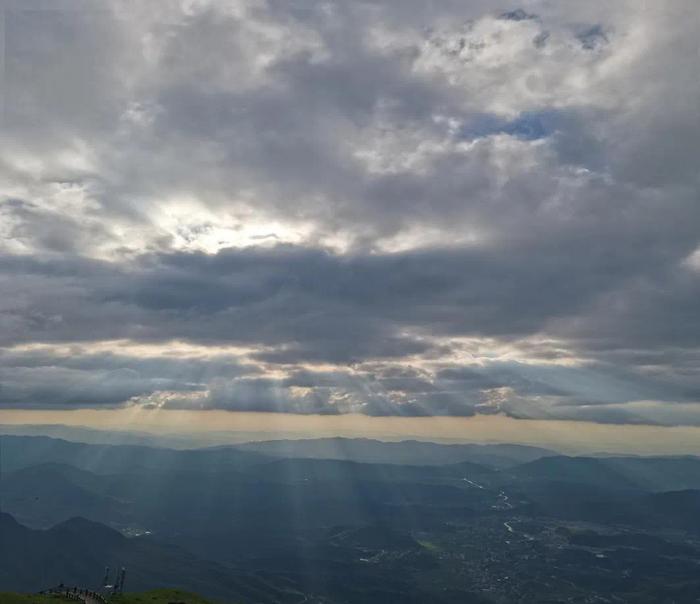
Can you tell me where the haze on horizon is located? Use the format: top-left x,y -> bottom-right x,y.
1,0 -> 699,452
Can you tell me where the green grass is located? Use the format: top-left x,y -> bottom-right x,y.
0,592 -> 219,604
416,539 -> 442,552
113,590 -> 217,604
0,595 -> 74,604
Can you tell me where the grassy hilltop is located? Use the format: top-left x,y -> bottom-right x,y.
114,590 -> 219,604
0,591 -> 219,604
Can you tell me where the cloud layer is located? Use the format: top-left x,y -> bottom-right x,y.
1,0 -> 699,426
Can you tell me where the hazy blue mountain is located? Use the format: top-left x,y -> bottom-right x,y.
231,437 -> 556,467
1,434 -> 506,477
595,456 -> 700,491
0,428 -> 559,466
0,434 -> 269,474
249,456 -> 494,483
1,463 -> 124,528
1,459 -> 491,538
509,456 -> 641,489
0,513 -> 301,603
0,424 -> 207,449
641,490 -> 700,532
3,433 -> 700,603
510,455 -> 700,491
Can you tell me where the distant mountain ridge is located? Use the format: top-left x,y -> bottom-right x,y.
230,437 -> 557,468
0,434 -> 270,474
0,433 -> 558,490
2,462 -> 125,528
3,434 -> 700,603
0,513 -> 301,603
510,454 -> 700,491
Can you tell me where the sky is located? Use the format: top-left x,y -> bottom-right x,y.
0,1 -> 699,449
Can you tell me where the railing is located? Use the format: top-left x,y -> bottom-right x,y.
40,586 -> 110,604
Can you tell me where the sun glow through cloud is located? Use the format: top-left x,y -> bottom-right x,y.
2,5 -> 700,601
0,0 -> 697,455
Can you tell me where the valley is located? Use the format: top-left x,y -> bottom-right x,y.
2,435 -> 700,603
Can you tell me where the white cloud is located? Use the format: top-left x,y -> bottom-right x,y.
0,0 -> 698,422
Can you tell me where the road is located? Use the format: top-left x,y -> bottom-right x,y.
462,477 -> 485,489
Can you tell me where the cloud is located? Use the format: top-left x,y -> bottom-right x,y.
0,1 -> 698,424
0,242 -> 668,353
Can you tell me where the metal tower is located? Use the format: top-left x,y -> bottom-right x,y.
117,567 -> 126,595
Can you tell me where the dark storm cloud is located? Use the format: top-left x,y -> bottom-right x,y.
3,240 -> 691,354
1,235 -> 700,418
0,1 -> 698,423
1,239 -> 699,420
0,364 -> 205,409
0,347 -> 256,409
0,348 -> 256,380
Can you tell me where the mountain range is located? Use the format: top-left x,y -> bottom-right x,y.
3,434 -> 700,603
